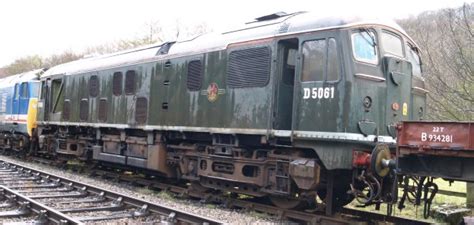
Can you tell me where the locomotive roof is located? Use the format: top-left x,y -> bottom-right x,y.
0,69 -> 44,89
43,12 -> 416,77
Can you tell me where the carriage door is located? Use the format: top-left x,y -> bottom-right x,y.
293,34 -> 343,132
274,39 -> 298,130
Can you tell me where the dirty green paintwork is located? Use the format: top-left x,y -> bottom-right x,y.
36,21 -> 426,170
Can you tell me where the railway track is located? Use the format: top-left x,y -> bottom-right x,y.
1,157 -> 434,224
0,161 -> 222,225
92,171 -> 430,225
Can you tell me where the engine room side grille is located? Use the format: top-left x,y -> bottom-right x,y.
98,99 -> 108,122
187,60 -> 203,91
113,72 -> 123,96
227,46 -> 271,88
62,100 -> 70,121
79,99 -> 89,121
135,97 -> 148,124
125,70 -> 136,95
89,75 -> 99,97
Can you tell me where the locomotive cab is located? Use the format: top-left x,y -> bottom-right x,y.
283,23 -> 426,210
291,25 -> 425,144
347,27 -> 426,139
0,69 -> 42,152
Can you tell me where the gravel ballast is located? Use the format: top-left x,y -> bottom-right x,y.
0,155 -> 278,224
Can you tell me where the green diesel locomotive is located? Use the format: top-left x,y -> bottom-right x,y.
33,12 -> 426,212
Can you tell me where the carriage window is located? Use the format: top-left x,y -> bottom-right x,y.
352,30 -> 378,64
382,31 -> 403,57
112,72 -> 123,96
406,43 -> 422,76
227,46 -> 271,88
301,38 -> 340,82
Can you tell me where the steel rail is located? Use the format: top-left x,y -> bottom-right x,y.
1,158 -> 434,225
341,208 -> 430,225
0,160 -> 222,225
0,185 -> 84,225
91,168 -> 432,225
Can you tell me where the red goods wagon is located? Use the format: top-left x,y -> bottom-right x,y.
397,121 -> 474,181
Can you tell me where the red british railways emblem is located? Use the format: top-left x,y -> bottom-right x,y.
207,83 -> 219,102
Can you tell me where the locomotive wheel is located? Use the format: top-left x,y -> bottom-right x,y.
269,195 -> 315,209
317,187 -> 354,208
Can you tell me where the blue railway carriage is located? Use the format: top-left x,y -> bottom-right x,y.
0,69 -> 43,151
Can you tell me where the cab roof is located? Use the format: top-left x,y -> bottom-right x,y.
0,69 -> 43,89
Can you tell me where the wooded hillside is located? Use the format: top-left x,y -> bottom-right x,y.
398,3 -> 473,121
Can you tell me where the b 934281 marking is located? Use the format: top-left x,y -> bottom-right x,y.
421,132 -> 453,143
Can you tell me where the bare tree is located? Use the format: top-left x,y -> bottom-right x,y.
0,68 -> 8,78
43,51 -> 83,69
4,55 -> 43,76
399,3 -> 473,121
3,21 -> 211,76
1,51 -> 83,77
84,20 -> 211,55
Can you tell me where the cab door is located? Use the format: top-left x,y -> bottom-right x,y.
380,31 -> 412,137
273,39 -> 298,130
19,82 -> 29,121
293,32 -> 344,132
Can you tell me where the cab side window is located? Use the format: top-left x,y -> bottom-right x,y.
14,84 -> 19,100
406,43 -> 422,76
302,38 -> 340,82
20,83 -> 28,98
381,31 -> 403,57
51,78 -> 64,113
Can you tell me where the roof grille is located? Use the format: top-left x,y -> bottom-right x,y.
156,42 -> 175,55
255,12 -> 288,22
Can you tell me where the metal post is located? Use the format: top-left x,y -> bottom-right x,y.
326,171 -> 334,216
